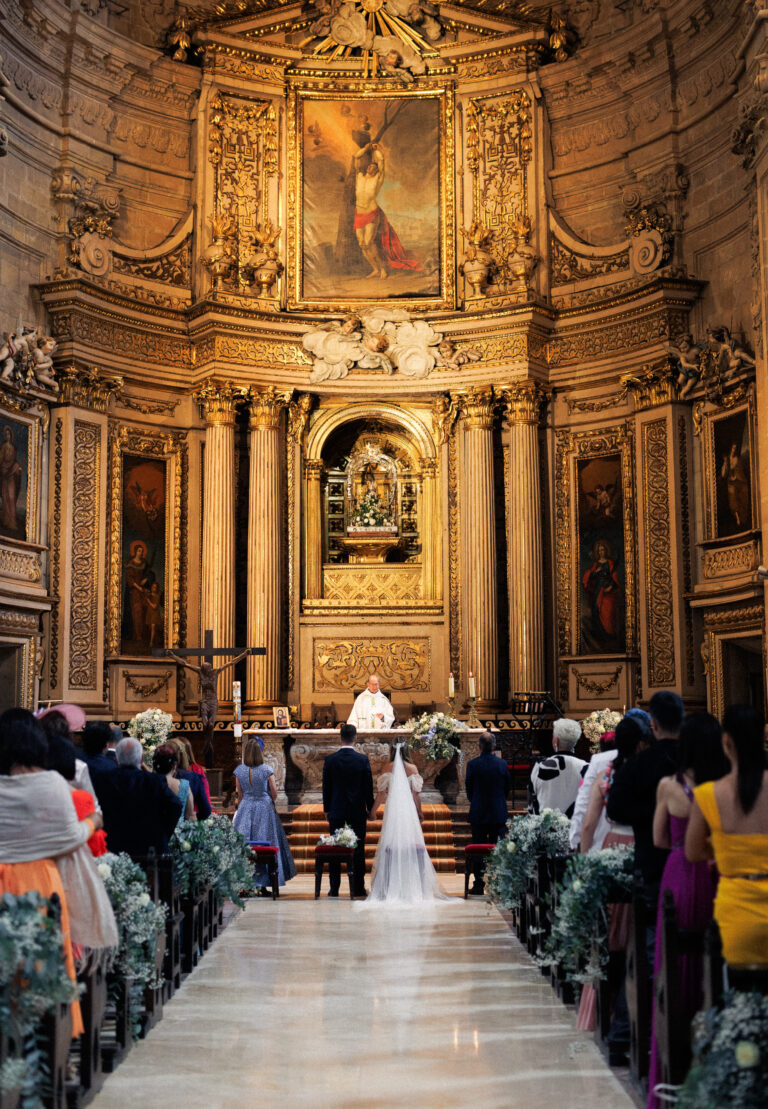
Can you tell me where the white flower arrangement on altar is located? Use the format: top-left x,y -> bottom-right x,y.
126,707 -> 174,767
580,708 -> 624,754
318,824 -> 359,849
405,711 -> 467,761
348,491 -> 393,528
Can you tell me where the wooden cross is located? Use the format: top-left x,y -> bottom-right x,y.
153,629 -> 265,667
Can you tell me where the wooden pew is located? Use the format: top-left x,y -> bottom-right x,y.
547,855 -> 574,1003
74,962 -> 108,1101
625,877 -> 651,1090
652,891 -> 708,1090
157,855 -> 183,999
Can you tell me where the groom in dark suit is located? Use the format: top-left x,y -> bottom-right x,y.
465,732 -> 511,894
322,723 -> 374,897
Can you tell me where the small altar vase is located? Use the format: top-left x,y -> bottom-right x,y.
339,530 -> 404,564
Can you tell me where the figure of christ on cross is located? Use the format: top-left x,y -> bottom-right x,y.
157,630 -> 265,765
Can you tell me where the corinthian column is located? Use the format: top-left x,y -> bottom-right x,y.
246,387 -> 291,704
503,382 -> 547,696
457,386 -> 499,707
304,459 -> 324,599
419,457 -> 440,601
195,380 -> 239,700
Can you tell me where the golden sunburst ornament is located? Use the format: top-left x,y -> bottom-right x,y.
300,0 -> 445,78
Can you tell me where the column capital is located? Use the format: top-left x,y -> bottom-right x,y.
456,385 -> 496,430
248,385 -> 293,430
419,457 -> 438,478
497,381 -> 549,425
57,364 -> 123,413
193,378 -> 242,426
305,458 -> 324,479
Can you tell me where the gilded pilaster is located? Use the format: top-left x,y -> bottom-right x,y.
246,387 -> 291,704
457,386 -> 499,707
194,379 -> 239,700
501,382 -> 547,695
419,457 -> 440,601
304,459 -> 324,600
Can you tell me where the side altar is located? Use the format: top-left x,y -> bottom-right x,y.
243,728 -> 487,807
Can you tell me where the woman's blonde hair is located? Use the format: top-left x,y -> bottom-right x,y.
167,737 -> 190,770
243,738 -> 264,767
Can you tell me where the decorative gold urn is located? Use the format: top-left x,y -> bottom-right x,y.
340,528 -> 404,564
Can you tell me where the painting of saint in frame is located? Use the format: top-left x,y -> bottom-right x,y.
577,455 -> 626,655
300,96 -> 442,303
120,454 -> 167,656
0,416 -> 29,542
713,408 -> 752,537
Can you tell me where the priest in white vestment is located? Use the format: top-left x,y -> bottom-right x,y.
347,674 -> 395,730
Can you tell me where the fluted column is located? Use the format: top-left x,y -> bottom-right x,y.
304,459 -> 324,599
503,382 -> 547,696
195,380 -> 239,700
419,457 -> 440,601
457,386 -> 499,707
246,387 -> 291,704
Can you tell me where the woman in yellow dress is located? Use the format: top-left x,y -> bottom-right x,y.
686,704 -> 768,965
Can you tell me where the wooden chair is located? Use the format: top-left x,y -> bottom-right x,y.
463,843 -> 495,898
314,844 -> 355,899
249,843 -> 280,899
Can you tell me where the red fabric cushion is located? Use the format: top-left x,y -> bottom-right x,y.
315,844 -> 355,855
465,844 -> 496,853
249,845 -> 279,855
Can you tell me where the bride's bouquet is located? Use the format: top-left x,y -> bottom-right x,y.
405,712 -> 466,761
318,824 -> 359,849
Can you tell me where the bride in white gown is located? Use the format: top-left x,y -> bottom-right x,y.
356,742 -> 452,908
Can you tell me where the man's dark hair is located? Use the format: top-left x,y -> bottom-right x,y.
39,710 -> 71,742
46,735 -> 78,782
81,721 -> 113,757
479,732 -> 495,755
339,723 -> 356,744
0,708 -> 48,774
648,690 -> 685,736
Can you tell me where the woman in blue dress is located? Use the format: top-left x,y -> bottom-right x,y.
233,739 -> 296,892
153,743 -> 195,827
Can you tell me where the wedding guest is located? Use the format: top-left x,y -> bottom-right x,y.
80,721 -> 119,776
47,732 -> 109,857
153,743 -> 195,826
570,730 -> 617,851
529,718 -> 587,818
168,736 -> 212,817
686,704 -> 768,966
38,707 -> 102,813
107,725 -> 123,763
175,736 -> 212,805
92,737 -> 182,856
234,738 -> 296,894
465,732 -> 511,895
647,712 -> 728,1109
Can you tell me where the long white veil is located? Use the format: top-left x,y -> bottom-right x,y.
357,743 -> 450,909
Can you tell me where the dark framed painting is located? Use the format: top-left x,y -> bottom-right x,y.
712,408 -> 753,538
577,454 -> 626,655
287,86 -> 455,311
0,415 -> 30,542
120,454 -> 167,656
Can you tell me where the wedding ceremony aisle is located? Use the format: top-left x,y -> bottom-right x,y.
88,877 -> 636,1109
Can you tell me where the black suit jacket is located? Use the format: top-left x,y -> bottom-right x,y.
606,739 -> 677,893
322,747 -> 374,827
177,769 -> 212,819
91,766 -> 182,856
465,752 -> 511,826
82,751 -> 119,776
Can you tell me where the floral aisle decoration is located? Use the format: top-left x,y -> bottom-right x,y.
580,708 -> 624,754
348,491 -> 393,528
171,817 -> 255,908
676,990 -> 768,1108
0,891 -> 79,1105
318,824 -> 359,849
98,853 -> 167,1037
405,712 -> 467,761
485,810 -> 571,908
541,845 -> 635,982
126,707 -> 174,768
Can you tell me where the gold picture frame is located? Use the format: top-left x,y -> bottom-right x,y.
701,394 -> 757,540
286,81 -> 455,312
273,705 -> 291,728
106,425 -> 186,657
0,400 -> 43,547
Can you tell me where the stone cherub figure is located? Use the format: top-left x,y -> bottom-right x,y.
166,647 -> 251,765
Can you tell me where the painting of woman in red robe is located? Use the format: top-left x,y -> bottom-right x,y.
582,540 -> 622,647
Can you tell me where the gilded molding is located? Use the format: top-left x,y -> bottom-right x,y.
322,566 -> 422,606
57,365 -> 123,413
642,418 -> 675,687
69,420 -> 101,689
0,545 -> 42,583
703,604 -> 764,628
678,414 -> 694,686
549,306 -> 690,368
49,311 -> 190,368
0,608 -> 38,633
248,385 -> 293,430
313,637 -> 431,692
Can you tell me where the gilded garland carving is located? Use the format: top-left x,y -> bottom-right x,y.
0,608 -> 38,633
642,419 -> 675,687
69,421 -> 101,689
112,237 -> 191,288
118,394 -> 180,416
0,546 -> 42,583
313,638 -> 430,692
703,541 -> 760,580
122,671 -> 172,698
447,429 -> 461,680
573,666 -> 623,696
703,605 -> 764,628
49,418 -> 63,689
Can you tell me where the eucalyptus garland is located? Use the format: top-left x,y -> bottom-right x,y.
485,810 -> 572,909
676,990 -> 768,1109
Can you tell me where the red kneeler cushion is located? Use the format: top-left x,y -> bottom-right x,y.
314,844 -> 355,854
465,844 -> 496,853
249,845 -> 279,856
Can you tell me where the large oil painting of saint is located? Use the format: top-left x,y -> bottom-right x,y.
120,454 -> 167,656
577,455 -> 626,655
0,417 -> 28,542
712,408 -> 752,537
300,96 -> 441,303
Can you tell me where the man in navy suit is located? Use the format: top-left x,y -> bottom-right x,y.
465,732 -> 511,894
322,723 -> 374,897
80,721 -> 119,775
91,737 -> 182,857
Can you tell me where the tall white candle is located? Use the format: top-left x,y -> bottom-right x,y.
468,672 -> 476,698
448,672 -> 455,698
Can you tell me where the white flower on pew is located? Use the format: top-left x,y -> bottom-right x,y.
735,1041 -> 760,1068
181,841 -> 192,852
97,863 -> 111,880
571,879 -> 583,892
138,893 -> 150,907
506,841 -> 516,853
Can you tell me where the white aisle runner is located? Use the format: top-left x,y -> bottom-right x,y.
89,877 -> 636,1109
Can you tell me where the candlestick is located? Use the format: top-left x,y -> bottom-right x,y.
448,671 -> 455,698
468,672 -> 476,698
448,694 -> 456,717
467,695 -> 480,728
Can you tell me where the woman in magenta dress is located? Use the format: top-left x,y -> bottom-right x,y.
647,713 -> 728,1109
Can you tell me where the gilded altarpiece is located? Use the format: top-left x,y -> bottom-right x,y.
555,426 -> 637,708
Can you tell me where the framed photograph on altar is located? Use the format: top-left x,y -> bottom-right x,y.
287,85 -> 455,311
273,706 -> 291,728
106,426 -> 185,657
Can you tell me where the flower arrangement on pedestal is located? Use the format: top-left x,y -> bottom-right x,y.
580,708 -> 624,754
126,707 -> 174,767
485,809 -> 571,908
677,990 -> 768,1108
405,711 -> 467,761
541,845 -> 634,982
0,891 -> 79,1102
348,491 -> 393,529
318,824 -> 359,849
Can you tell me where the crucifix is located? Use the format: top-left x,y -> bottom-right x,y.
155,629 -> 265,766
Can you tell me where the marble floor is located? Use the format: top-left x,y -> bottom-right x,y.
89,876 -> 637,1109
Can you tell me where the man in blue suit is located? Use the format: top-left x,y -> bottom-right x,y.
91,737 -> 182,857
322,724 -> 374,897
465,732 -> 511,894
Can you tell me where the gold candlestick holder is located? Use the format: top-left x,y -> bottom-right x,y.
467,696 -> 480,727
448,695 -> 456,717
